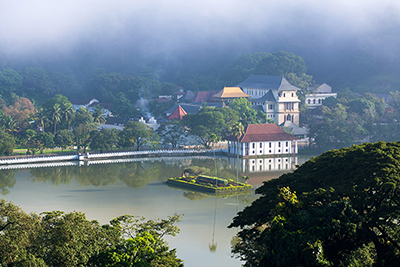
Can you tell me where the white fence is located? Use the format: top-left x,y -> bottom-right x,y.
0,149 -> 227,166
0,155 -> 79,165
86,149 -> 214,159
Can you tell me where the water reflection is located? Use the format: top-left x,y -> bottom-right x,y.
0,155 -> 314,195
0,154 -> 315,267
0,170 -> 16,195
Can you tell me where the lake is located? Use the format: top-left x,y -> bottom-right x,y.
0,154 -> 315,266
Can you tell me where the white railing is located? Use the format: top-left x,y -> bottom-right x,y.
86,149 -> 213,159
0,149 -> 226,166
0,155 -> 79,165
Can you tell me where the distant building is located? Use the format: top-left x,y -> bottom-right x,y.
305,83 -> 337,109
236,75 -> 301,126
167,105 -> 187,120
226,124 -> 299,157
212,87 -> 250,102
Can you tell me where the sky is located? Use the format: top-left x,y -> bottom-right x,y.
1,0 -> 400,79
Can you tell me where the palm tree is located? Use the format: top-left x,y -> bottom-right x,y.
62,102 -> 74,130
2,115 -> 17,134
51,103 -> 61,135
231,122 -> 244,183
35,108 -> 49,133
91,104 -> 106,124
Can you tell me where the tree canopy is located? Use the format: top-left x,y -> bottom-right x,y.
230,141 -> 400,266
0,199 -> 183,267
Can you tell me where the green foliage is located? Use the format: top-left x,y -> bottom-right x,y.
72,107 -> 97,153
229,98 -> 260,127
230,142 -> 400,266
33,132 -> 55,153
0,68 -> 23,98
54,129 -> 74,150
0,129 -> 15,155
254,51 -> 312,89
0,199 -> 183,267
90,128 -> 118,152
156,120 -> 187,148
89,214 -> 183,267
118,121 -> 158,150
112,92 -> 141,118
182,105 -> 239,148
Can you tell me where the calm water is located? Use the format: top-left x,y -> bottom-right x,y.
0,155 -> 314,267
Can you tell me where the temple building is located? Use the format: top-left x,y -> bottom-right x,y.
226,124 -> 299,157
212,86 -> 250,102
236,75 -> 301,126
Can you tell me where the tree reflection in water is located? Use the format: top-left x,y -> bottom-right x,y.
0,170 -> 16,195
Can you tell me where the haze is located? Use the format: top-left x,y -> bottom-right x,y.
1,0 -> 400,82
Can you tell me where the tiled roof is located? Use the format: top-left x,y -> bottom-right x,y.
315,83 -> 332,93
193,91 -> 218,102
213,87 -> 250,98
165,104 -> 201,116
167,105 -> 187,120
226,124 -> 299,142
236,75 -> 300,91
251,90 -> 276,102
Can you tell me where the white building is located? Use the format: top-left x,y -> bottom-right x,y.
305,83 -> 337,109
236,75 -> 301,126
226,124 -> 299,157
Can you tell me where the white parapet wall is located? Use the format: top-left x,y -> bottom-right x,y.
0,149 -> 226,166
0,155 -> 79,165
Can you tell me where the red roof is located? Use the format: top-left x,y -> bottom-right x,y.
193,91 -> 217,102
227,124 -> 299,142
167,105 -> 187,120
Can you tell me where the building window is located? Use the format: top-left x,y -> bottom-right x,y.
283,93 -> 286,97
260,165 -> 262,171
260,150 -> 262,154
252,143 -> 255,149
313,99 -> 316,104
292,93 -> 294,97
269,150 -> 271,153
260,143 -> 262,148
286,149 -> 288,152
269,142 -> 271,148
278,142 -> 281,147
286,141 -> 288,146
252,151 -> 255,154
318,99 -> 321,104
308,99 -> 311,104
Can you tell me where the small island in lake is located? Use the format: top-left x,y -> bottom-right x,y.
167,175 -> 253,194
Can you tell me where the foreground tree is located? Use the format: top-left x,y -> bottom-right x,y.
0,199 -> 183,266
230,141 -> 400,266
89,214 -> 183,267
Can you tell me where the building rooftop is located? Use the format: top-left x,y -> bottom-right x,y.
167,105 -> 187,120
236,75 -> 300,91
227,123 -> 299,142
213,87 -> 250,99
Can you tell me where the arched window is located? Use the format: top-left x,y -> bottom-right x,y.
287,114 -> 291,121
313,99 -> 316,104
318,99 -> 321,104
308,99 -> 311,104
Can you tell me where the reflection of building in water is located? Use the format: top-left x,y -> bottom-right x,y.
228,156 -> 298,173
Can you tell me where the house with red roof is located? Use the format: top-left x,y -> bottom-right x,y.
226,124 -> 299,157
167,105 -> 187,120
